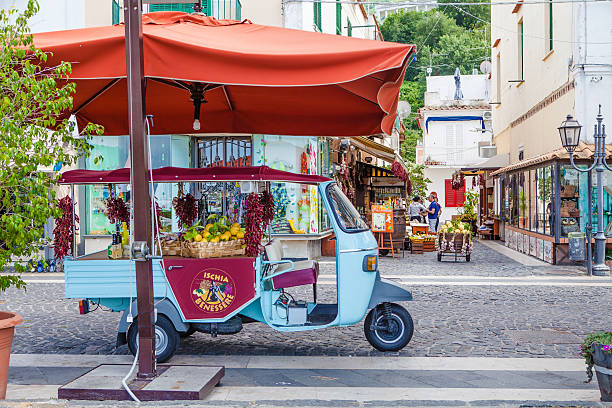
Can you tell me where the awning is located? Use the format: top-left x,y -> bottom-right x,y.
59,166 -> 331,185
352,137 -> 396,163
490,142 -> 612,176
461,153 -> 510,173
32,12 -> 415,137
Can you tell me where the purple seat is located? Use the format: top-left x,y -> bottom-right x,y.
265,240 -> 319,302
271,260 -> 319,290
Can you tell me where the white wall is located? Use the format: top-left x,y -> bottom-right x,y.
2,0 -> 86,32
426,75 -> 490,102
422,115 -> 491,166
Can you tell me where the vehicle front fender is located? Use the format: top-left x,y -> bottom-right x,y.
117,299 -> 189,335
367,274 -> 412,309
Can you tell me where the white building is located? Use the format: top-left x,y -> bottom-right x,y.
417,74 -> 492,221
374,1 -> 437,22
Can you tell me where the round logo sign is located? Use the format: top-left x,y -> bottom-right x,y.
190,268 -> 236,313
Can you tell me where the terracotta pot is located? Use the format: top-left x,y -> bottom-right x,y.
0,311 -> 22,399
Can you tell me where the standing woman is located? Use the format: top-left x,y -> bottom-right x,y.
432,192 -> 442,231
427,194 -> 440,233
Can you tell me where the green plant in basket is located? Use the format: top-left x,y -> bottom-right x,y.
580,330 -> 612,383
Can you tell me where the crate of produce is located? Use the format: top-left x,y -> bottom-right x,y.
411,240 -> 424,254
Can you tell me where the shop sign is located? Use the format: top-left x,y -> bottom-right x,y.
371,204 -> 393,233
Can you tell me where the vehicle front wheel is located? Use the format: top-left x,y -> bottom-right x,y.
127,315 -> 180,363
364,303 -> 414,352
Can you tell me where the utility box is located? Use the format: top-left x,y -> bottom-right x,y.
568,232 -> 586,261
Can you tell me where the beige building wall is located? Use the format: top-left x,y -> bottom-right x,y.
241,0 -> 283,26
491,0 -> 576,163
85,0 -> 114,27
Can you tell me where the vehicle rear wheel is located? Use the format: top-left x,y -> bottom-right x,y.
466,254 -> 471,262
437,252 -> 442,262
379,249 -> 389,257
127,315 -> 179,363
364,303 -> 414,352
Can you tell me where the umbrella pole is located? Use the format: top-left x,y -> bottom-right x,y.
125,0 -> 156,379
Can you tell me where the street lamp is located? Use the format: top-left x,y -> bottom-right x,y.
559,105 -> 610,276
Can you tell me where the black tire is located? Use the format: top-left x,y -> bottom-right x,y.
127,315 -> 180,363
179,326 -> 197,338
379,249 -> 390,257
466,254 -> 471,262
437,252 -> 442,262
364,303 -> 414,352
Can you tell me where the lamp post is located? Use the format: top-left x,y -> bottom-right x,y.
558,105 -> 610,276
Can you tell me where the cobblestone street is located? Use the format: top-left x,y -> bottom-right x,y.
2,241 -> 609,359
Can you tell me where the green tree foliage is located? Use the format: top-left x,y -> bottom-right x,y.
405,162 -> 431,199
437,1 -> 491,32
0,1 -> 103,291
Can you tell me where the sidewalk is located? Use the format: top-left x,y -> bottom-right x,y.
2,354 -> 606,407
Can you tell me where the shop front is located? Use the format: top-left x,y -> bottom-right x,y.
78,134 -> 333,258
491,144 -> 612,264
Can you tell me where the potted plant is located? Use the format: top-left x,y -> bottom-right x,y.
0,2 -> 103,399
580,330 -> 612,402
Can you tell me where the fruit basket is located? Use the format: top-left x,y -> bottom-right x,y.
181,217 -> 247,258
436,220 -> 472,262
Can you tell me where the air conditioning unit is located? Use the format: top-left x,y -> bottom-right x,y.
480,145 -> 497,158
483,111 -> 492,121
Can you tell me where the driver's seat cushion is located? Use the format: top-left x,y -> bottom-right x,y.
271,260 -> 319,290
264,240 -> 319,290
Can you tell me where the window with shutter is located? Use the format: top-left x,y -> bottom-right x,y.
445,179 -> 466,207
314,1 -> 322,32
148,2 -> 210,14
112,0 -> 120,24
336,0 -> 342,35
445,179 -> 455,207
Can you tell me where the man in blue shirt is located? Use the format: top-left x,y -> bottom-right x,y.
427,194 -> 440,233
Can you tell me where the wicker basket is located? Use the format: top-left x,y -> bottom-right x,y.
185,239 -> 245,258
161,238 -> 183,256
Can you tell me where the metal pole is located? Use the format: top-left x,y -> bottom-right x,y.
592,165 -> 608,274
125,0 -> 156,379
591,109 -> 610,275
587,169 -> 593,276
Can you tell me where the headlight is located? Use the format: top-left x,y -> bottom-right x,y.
363,255 -> 377,272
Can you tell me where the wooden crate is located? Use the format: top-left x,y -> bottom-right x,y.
423,240 -> 435,252
411,240 -> 424,254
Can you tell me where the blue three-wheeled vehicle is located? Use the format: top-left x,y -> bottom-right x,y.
61,166 -> 414,361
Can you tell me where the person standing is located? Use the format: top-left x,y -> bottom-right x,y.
427,193 -> 441,233
408,196 -> 428,223
433,193 -> 442,231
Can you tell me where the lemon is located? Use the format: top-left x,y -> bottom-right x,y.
195,234 -> 203,242
210,236 -> 220,243
236,231 -> 245,239
203,230 -> 211,238
205,223 -> 213,231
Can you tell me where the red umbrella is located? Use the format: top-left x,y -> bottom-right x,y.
33,12 -> 414,136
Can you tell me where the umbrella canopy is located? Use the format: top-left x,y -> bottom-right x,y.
32,12 -> 414,137
58,165 -> 331,185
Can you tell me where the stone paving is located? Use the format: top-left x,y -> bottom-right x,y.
1,240 -> 608,358
3,280 -> 610,358
354,240 -> 587,277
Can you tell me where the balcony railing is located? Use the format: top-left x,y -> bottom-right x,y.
145,1 -> 242,20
